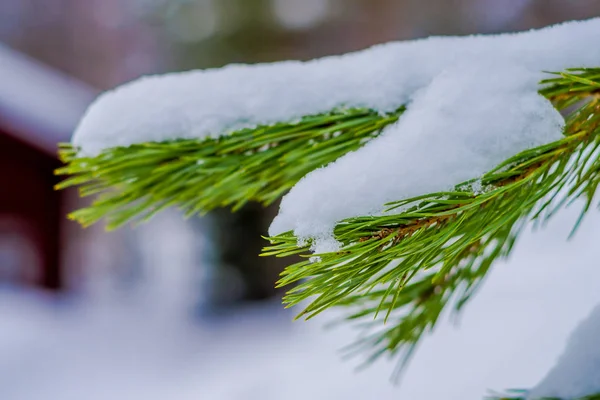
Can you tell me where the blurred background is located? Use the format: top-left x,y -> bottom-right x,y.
0,1 -> 599,399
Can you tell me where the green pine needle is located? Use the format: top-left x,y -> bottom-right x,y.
263,68 -> 600,376
56,107 -> 404,229
56,67 -> 600,381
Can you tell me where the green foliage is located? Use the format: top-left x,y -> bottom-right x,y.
57,67 -> 600,384
264,68 -> 600,375
56,107 -> 403,229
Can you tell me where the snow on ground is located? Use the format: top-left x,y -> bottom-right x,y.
529,303 -> 600,399
0,205 -> 598,400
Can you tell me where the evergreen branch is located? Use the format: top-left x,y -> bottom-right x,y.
55,68 -> 599,230
56,67 -> 600,378
56,108 -> 404,229
264,68 -> 600,374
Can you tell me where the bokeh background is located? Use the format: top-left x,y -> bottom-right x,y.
1,1 -> 599,399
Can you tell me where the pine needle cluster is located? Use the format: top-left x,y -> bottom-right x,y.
265,69 -> 600,374
56,108 -> 403,229
57,68 -> 600,391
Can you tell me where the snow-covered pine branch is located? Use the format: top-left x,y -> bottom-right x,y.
58,18 -> 599,228
72,18 -> 598,156
57,17 -> 600,398
266,68 -> 600,371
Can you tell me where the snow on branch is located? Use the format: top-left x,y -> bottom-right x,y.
73,18 -> 599,157
269,63 -> 564,252
57,16 -> 600,390
265,70 -> 600,379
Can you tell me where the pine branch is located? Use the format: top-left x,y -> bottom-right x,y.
56,107 -> 404,229
55,69 -> 599,230
56,67 -> 600,378
264,68 -> 600,375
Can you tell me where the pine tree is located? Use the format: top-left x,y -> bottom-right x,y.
56,20 -> 600,399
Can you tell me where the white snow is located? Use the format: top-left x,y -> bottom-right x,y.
528,304 -> 600,399
270,17 -> 600,247
0,204 -> 599,400
269,63 -> 564,251
73,17 -> 600,156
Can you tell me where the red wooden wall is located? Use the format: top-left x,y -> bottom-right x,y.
0,130 -> 63,289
